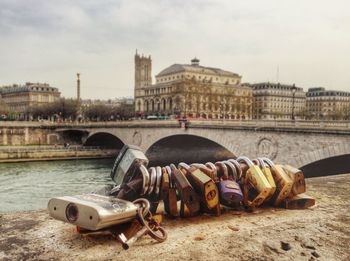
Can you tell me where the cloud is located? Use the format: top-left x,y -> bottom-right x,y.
0,0 -> 349,99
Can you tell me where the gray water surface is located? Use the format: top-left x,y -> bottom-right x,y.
0,159 -> 114,213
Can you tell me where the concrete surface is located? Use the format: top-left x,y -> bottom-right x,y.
0,174 -> 349,261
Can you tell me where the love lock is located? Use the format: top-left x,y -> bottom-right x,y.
110,144 -> 149,186
237,156 -> 273,208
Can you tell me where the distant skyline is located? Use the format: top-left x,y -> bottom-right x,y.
0,0 -> 349,99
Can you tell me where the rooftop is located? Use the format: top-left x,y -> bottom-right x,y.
156,59 -> 240,78
248,82 -> 303,91
0,82 -> 59,94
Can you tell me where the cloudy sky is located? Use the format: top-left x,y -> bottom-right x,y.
0,0 -> 349,99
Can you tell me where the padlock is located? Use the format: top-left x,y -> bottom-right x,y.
261,158 -> 293,206
282,164 -> 306,196
162,166 -> 178,217
48,194 -> 139,231
170,164 -> 200,216
237,156 -> 273,208
179,163 -> 219,210
212,161 -> 242,207
252,158 -> 276,201
281,193 -> 315,209
110,144 -> 149,186
218,179 -> 243,207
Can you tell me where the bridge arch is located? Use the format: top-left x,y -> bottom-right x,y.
296,143 -> 350,168
301,154 -> 350,177
84,132 -> 124,149
56,129 -> 89,144
145,134 -> 235,166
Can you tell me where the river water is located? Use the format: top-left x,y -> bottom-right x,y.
0,159 -> 115,213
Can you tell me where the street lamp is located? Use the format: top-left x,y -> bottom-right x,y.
291,84 -> 297,121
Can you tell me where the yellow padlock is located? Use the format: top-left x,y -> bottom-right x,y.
262,158 -> 293,207
237,156 -> 273,208
252,158 -> 276,201
282,164 -> 306,196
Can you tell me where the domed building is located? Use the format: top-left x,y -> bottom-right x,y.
134,51 -> 253,120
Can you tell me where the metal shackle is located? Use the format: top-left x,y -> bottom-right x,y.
215,161 -> 228,180
164,165 -> 173,188
190,163 -> 206,168
191,163 -> 216,181
178,162 -> 191,173
252,159 -> 260,166
205,162 -> 217,179
139,165 -> 150,196
132,197 -> 151,217
147,167 -> 157,195
261,157 -> 274,168
223,160 -> 238,181
236,156 -> 254,167
227,159 -> 243,180
256,158 -> 268,168
154,166 -> 162,197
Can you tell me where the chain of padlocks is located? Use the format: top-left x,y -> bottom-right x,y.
48,144 -> 315,250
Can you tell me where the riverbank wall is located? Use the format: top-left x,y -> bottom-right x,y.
0,146 -> 118,163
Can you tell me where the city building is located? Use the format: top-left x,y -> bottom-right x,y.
306,87 -> 350,120
134,52 -> 253,119
248,82 -> 306,120
0,82 -> 61,116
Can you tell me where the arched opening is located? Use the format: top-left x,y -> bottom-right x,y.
300,154 -> 350,178
162,99 -> 166,111
151,100 -> 155,112
145,100 -> 149,112
60,130 -> 89,145
146,134 -> 235,166
84,132 -> 124,149
168,98 -> 173,111
137,100 -> 141,112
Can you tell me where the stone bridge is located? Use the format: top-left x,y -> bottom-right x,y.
1,120 -> 350,176
55,120 -> 350,172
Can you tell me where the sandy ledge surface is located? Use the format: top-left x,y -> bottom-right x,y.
0,174 -> 349,261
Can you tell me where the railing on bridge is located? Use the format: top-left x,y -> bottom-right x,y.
0,145 -> 116,153
2,119 -> 350,131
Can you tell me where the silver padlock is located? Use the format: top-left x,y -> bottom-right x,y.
110,144 -> 149,186
48,194 -> 142,231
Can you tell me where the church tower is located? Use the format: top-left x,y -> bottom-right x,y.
134,50 -> 152,89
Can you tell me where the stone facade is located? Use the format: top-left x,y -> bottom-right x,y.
134,52 -> 253,120
248,82 -> 306,120
306,87 -> 350,120
0,82 -> 60,116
